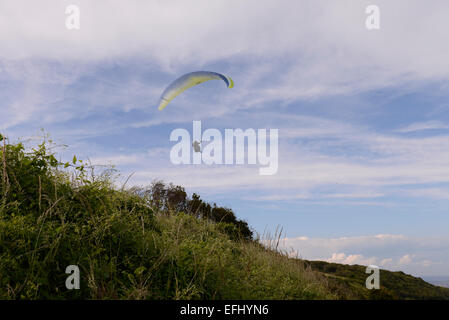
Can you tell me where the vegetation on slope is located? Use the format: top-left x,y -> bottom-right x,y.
0,135 -> 332,299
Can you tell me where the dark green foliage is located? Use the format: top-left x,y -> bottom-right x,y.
131,183 -> 253,241
1,140 -> 59,217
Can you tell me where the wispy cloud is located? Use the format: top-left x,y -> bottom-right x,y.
396,121 -> 449,133
120,120 -> 449,202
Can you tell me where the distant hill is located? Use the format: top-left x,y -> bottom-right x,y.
306,260 -> 449,300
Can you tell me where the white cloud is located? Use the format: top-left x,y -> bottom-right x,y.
380,258 -> 393,266
326,253 -> 377,266
325,192 -> 385,199
89,154 -> 143,166
398,254 -> 414,266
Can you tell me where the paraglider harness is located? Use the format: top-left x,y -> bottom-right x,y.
192,140 -> 202,153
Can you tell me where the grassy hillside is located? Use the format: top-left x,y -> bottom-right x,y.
0,135 -> 448,300
0,136 -> 333,299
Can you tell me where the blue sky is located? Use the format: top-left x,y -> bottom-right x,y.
1,0 -> 449,277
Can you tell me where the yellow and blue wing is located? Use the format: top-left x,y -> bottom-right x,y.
158,71 -> 233,110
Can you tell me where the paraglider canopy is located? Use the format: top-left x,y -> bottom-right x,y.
157,71 -> 234,111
